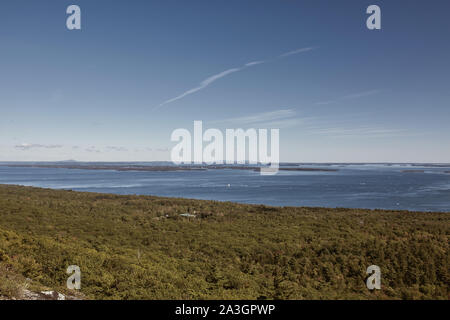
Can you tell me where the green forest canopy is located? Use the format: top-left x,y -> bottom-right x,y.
0,185 -> 448,300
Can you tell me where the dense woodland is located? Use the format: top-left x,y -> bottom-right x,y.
0,185 -> 448,299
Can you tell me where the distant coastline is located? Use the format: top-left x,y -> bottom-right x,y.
4,161 -> 450,173
2,163 -> 338,172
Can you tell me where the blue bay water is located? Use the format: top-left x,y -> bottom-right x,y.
0,164 -> 449,212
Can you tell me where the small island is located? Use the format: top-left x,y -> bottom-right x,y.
3,163 -> 338,172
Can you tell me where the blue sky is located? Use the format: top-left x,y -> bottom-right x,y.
0,0 -> 449,162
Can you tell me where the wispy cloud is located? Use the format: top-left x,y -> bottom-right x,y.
106,146 -> 129,152
279,47 -> 315,57
15,143 -> 63,150
316,90 -> 381,105
305,126 -> 408,138
315,100 -> 335,106
210,109 -> 296,125
210,108 -> 412,138
159,68 -> 242,106
342,90 -> 381,100
85,146 -> 101,153
258,117 -> 309,128
155,47 -> 316,109
244,60 -> 265,67
297,116 -> 413,139
209,109 -> 314,129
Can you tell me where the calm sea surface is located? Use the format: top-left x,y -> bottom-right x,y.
0,163 -> 449,212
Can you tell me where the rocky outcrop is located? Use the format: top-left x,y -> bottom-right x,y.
1,289 -> 83,300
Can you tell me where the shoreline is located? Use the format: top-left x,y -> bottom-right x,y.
1,183 -> 448,214
1,164 -> 338,172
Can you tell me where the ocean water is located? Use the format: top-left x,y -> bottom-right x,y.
0,164 -> 449,212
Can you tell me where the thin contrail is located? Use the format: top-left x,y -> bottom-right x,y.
154,47 -> 316,110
